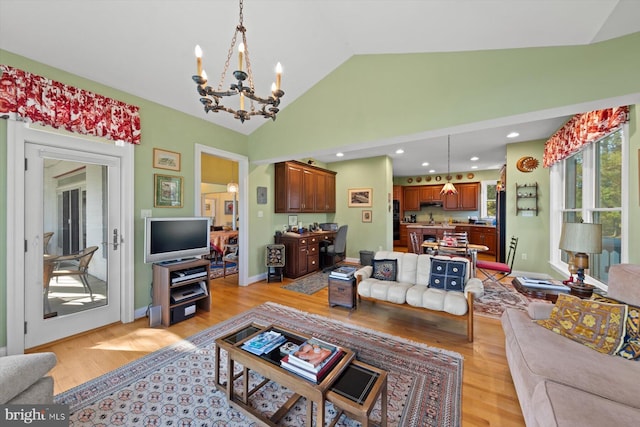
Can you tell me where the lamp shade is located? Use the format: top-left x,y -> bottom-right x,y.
558,222 -> 602,254
227,182 -> 239,193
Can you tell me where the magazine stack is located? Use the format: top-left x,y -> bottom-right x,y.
241,330 -> 286,355
280,338 -> 344,382
329,266 -> 357,280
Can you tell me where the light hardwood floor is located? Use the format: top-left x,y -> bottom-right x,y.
29,261 -> 525,427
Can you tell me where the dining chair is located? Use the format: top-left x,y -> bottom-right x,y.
409,232 -> 422,254
223,244 -> 239,277
437,231 -> 469,258
50,246 -> 99,297
476,236 -> 519,282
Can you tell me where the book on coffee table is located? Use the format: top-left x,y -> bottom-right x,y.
517,277 -> 570,292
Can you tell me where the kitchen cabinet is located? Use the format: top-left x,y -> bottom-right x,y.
419,185 -> 442,202
393,185 -> 402,201
455,225 -> 497,256
443,182 -> 479,211
399,224 -> 408,247
275,161 -> 337,213
403,186 -> 420,211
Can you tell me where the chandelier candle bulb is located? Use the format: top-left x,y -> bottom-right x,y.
238,43 -> 244,71
275,62 -> 282,90
271,82 -> 277,96
195,45 -> 203,76
240,93 -> 245,111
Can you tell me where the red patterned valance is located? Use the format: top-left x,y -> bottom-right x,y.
0,65 -> 140,144
543,106 -> 629,167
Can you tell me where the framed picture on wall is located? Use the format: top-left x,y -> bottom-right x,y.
154,174 -> 183,208
153,148 -> 181,171
348,188 -> 373,207
362,210 -> 372,223
224,200 -> 237,215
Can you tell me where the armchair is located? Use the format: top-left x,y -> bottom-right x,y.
0,352 -> 57,404
50,246 -> 99,297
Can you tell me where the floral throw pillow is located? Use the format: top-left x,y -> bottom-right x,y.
372,259 -> 397,281
429,259 -> 466,292
536,293 -> 627,355
591,294 -> 640,360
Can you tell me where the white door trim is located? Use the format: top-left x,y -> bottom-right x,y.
194,144 -> 249,286
6,121 -> 135,354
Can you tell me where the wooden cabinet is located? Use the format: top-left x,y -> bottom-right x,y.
275,232 -> 334,278
152,259 -> 211,327
393,185 -> 402,201
399,224 -> 408,247
455,225 -> 497,256
328,277 -> 357,308
443,182 -> 479,211
419,185 -> 442,202
403,187 -> 420,211
275,161 -> 337,213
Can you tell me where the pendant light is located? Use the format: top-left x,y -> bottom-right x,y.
440,135 -> 458,195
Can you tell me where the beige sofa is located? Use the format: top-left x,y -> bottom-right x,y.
355,251 -> 484,341
0,352 -> 57,404
502,264 -> 640,426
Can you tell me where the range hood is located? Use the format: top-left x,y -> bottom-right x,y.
420,201 -> 443,207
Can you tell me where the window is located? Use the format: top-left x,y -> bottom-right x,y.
481,180 -> 498,218
550,126 -> 627,285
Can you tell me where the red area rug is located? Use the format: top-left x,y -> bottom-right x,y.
55,302 -> 462,426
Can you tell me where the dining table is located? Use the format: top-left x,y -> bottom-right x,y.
210,230 -> 239,258
421,240 -> 489,277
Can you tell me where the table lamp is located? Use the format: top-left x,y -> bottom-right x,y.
558,222 -> 602,296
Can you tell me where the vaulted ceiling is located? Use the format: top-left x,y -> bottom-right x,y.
2,0 -> 640,174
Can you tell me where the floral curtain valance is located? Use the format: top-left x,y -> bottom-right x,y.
543,106 -> 629,167
0,65 -> 141,144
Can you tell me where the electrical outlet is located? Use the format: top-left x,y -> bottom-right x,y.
521,253 -> 527,260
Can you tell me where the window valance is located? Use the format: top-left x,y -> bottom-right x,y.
0,65 -> 141,144
543,106 -> 629,167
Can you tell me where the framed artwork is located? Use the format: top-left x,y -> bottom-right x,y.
154,174 -> 183,208
224,200 -> 237,215
153,148 -> 181,171
348,188 -> 373,207
257,186 -> 267,204
362,210 -> 372,223
288,215 -> 298,226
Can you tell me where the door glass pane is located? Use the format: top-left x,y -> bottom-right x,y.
43,160 -> 108,319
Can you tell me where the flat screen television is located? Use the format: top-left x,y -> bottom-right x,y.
144,217 -> 210,264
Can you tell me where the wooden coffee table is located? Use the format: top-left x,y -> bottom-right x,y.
215,323 -> 356,427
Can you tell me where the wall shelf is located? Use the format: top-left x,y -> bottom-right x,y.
516,182 -> 538,216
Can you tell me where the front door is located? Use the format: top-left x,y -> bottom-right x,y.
24,143 -> 122,348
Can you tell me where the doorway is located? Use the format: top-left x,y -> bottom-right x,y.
6,122 -> 134,354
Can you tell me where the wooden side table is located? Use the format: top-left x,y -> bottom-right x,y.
328,276 -> 357,308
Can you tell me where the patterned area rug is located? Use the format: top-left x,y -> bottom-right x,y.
474,279 -> 551,319
281,271 -> 331,295
55,302 -> 463,426
209,261 -> 237,279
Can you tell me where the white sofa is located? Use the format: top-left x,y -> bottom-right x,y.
355,251 -> 484,341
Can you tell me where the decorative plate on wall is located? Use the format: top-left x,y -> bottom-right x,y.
467,173 -> 474,179
416,177 -> 422,182
407,177 -> 413,183
435,176 -> 441,181
456,174 -> 463,180
516,156 -> 540,172
426,176 -> 432,182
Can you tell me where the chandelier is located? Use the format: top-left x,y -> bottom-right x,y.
440,135 -> 458,195
192,0 -> 284,123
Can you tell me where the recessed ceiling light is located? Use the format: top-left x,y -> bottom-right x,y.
507,132 -> 520,138
421,162 -> 429,167
395,149 -> 404,154
429,169 -> 436,173
336,152 -> 344,157
471,165 -> 478,169
470,156 -> 479,161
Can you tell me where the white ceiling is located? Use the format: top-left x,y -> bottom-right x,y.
2,0 -> 640,175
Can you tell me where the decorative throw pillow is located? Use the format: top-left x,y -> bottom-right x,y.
592,294 -> 640,360
372,259 -> 397,281
429,259 -> 466,292
536,293 -> 627,355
